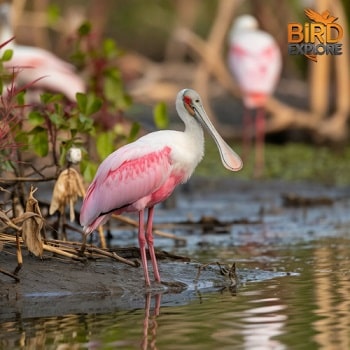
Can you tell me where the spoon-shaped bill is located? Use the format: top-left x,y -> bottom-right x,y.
195,104 -> 243,171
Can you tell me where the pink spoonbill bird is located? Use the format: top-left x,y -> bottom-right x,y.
228,15 -> 281,177
0,3 -> 85,101
80,89 -> 243,286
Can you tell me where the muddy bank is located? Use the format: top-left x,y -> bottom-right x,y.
1,178 -> 350,320
0,245 -> 291,320
0,247 -> 209,318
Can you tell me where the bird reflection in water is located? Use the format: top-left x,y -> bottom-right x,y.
141,293 -> 161,350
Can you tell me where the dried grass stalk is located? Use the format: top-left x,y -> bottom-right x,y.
42,243 -> 85,261
22,186 -> 44,257
49,168 -> 85,222
0,210 -> 20,230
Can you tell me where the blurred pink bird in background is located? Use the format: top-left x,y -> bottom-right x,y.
0,3 -> 85,101
228,15 -> 281,177
80,89 -> 243,286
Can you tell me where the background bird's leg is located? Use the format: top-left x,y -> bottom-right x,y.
242,107 -> 253,161
146,207 -> 161,283
138,210 -> 151,286
255,107 -> 265,178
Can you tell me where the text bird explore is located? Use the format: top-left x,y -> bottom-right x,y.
80,89 -> 243,286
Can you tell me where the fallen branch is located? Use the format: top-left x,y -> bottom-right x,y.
83,245 -> 139,267
0,266 -> 20,281
1,233 -> 137,266
42,243 -> 85,261
0,176 -> 57,183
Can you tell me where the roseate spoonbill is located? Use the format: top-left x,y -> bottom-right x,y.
228,15 -> 281,177
80,89 -> 243,286
0,3 -> 85,101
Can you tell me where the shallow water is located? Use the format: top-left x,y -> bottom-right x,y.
1,237 -> 350,350
1,180 -> 350,349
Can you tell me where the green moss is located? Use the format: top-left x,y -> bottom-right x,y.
197,139 -> 350,186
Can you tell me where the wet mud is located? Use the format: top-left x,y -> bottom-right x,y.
1,178 -> 349,320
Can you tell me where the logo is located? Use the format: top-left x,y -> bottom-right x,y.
288,9 -> 343,62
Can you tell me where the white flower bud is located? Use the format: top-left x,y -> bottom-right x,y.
66,147 -> 82,164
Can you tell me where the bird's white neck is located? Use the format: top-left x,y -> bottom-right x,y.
173,100 -> 205,176
176,99 -> 204,144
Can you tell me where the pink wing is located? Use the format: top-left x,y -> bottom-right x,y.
80,142 -> 173,230
229,31 -> 281,108
5,45 -> 85,100
13,46 -> 75,73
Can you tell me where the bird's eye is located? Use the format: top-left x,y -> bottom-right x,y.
195,99 -> 200,103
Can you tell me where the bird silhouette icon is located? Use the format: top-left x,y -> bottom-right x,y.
304,9 -> 338,25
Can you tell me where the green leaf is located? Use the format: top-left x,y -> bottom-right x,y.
128,122 -> 140,142
67,116 -> 78,132
96,131 -> 115,160
104,71 -> 121,103
30,128 -> 49,156
153,101 -> 169,129
16,91 -> 26,106
28,111 -> 45,127
49,113 -> 65,127
76,92 -> 87,112
0,159 -> 15,172
14,131 -> 29,150
103,70 -> 131,110
78,21 -> 92,37
78,114 -> 94,133
1,49 -> 13,62
76,93 -> 102,116
40,92 -> 63,104
70,50 -> 86,69
86,96 -> 103,116
47,4 -> 60,25
59,146 -> 67,166
81,160 -> 98,182
103,38 -> 118,58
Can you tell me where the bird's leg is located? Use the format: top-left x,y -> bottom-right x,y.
255,107 -> 265,178
242,107 -> 252,161
138,210 -> 151,286
146,207 -> 161,283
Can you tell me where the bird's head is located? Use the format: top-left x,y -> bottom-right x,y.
234,15 -> 259,31
230,14 -> 259,41
176,88 -> 243,172
179,88 -> 201,118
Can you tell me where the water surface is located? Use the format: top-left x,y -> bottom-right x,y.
1,237 -> 350,349
1,179 -> 350,349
